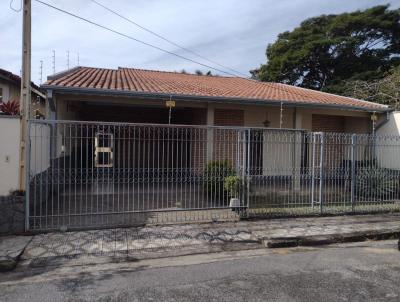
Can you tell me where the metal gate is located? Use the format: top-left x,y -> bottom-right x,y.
26,120 -> 249,230
26,120 -> 400,231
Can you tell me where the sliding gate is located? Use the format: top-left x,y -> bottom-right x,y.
26,120 -> 400,231
26,120 -> 248,230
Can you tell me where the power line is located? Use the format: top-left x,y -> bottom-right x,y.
33,0 -> 240,77
34,0 -> 318,109
89,0 -> 247,77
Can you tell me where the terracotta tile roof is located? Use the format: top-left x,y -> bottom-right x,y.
44,66 -> 388,111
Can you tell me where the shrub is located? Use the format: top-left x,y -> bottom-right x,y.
224,175 -> 246,199
0,99 -> 20,115
356,168 -> 400,201
203,160 -> 235,198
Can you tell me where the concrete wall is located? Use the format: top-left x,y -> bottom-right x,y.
0,116 -> 20,195
0,195 -> 25,235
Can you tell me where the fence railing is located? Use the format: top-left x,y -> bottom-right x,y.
27,120 -> 400,230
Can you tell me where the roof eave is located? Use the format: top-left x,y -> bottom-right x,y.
41,85 -> 390,113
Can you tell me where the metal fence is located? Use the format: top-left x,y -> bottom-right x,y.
26,120 -> 400,231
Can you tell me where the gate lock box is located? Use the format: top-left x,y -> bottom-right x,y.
95,131 -> 114,168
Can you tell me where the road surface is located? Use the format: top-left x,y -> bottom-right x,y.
0,240 -> 399,302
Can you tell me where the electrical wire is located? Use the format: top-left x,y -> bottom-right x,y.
33,0 -> 241,77
33,0 -> 325,106
9,0 -> 22,12
89,0 -> 248,77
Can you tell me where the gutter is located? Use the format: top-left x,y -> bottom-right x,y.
41,85 -> 390,114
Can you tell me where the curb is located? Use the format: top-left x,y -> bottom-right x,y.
0,256 -> 18,272
263,229 -> 400,248
0,236 -> 33,272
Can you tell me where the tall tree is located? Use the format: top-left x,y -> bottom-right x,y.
343,66 -> 400,110
252,5 -> 400,93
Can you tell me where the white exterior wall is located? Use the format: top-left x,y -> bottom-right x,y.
0,116 -> 20,195
376,112 -> 400,170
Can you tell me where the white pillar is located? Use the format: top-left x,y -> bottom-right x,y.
293,109 -> 303,190
206,105 -> 214,162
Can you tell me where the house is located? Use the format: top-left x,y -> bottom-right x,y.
41,66 -> 389,174
0,68 -> 46,117
0,69 -> 46,196
25,66 -> 396,231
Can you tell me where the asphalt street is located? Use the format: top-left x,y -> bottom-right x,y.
0,240 -> 399,302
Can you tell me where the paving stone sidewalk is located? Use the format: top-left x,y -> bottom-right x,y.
16,213 -> 400,268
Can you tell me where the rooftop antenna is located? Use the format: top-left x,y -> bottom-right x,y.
39,60 -> 43,84
52,50 -> 55,74
67,50 -> 70,69
77,52 -> 80,66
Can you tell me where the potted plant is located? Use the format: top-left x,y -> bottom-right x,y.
224,175 -> 247,213
203,160 -> 235,201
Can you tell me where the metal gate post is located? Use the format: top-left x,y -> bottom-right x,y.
319,133 -> 325,214
311,133 -> 316,208
350,134 -> 356,212
246,129 -> 251,218
25,120 -> 31,231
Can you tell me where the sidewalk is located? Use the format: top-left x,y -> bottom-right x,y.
2,213 -> 400,270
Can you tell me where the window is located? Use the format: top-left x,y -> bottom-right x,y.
0,87 -> 3,103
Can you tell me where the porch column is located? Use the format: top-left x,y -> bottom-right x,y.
293,109 -> 303,190
206,105 -> 214,162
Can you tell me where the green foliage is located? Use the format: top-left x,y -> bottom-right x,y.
253,5 -> 400,93
356,167 -> 400,200
342,65 -> 400,109
224,175 -> 246,199
203,160 -> 235,198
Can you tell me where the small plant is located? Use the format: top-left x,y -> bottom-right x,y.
224,175 -> 246,199
0,99 -> 20,115
356,167 -> 400,201
203,160 -> 235,198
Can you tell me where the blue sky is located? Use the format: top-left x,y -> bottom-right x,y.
1,0 -> 399,84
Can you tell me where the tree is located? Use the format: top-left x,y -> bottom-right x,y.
343,66 -> 400,110
252,5 -> 400,93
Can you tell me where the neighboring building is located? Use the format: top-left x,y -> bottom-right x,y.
0,68 -> 46,117
0,68 -> 46,195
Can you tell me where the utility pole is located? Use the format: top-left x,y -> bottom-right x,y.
52,50 -> 56,74
20,0 -> 31,192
